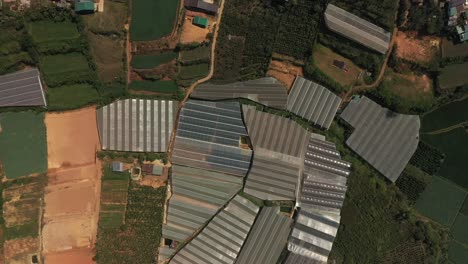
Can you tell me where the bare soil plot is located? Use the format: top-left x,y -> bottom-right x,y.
180,12 -> 214,44
44,247 -> 94,264
4,237 -> 39,262
266,59 -> 303,89
395,31 -> 439,64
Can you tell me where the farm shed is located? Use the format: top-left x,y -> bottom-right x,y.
236,207 -> 293,264
242,106 -> 310,200
74,0 -> 95,13
288,209 -> 341,263
0,68 -> 47,107
160,165 -> 242,246
299,134 -> 351,213
192,16 -> 209,28
112,161 -> 124,172
192,77 -> 288,109
284,252 -> 322,264
152,165 -> 163,175
172,100 -> 252,177
97,99 -> 178,152
340,96 -> 420,182
184,0 -> 218,14
169,195 -> 259,264
286,76 -> 341,130
324,4 -> 391,54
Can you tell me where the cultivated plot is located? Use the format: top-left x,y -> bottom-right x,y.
451,213 -> 468,245
422,98 -> 468,133
439,62 -> 468,90
449,240 -> 468,264
130,0 -> 179,41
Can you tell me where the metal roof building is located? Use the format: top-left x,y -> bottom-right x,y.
286,77 -> 341,130
191,77 -> 288,109
288,209 -> 341,263
242,106 -> 310,200
161,165 -> 243,243
298,134 -> 351,213
340,96 -> 420,182
172,100 -> 252,177
184,0 -> 218,14
97,99 -> 177,152
284,252 -> 326,264
324,4 -> 391,54
0,68 -> 46,107
235,207 -> 292,264
170,195 -> 259,264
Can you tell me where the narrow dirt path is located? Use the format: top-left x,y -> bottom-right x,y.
341,27 -> 398,105
125,0 -> 132,85
167,0 -> 226,159
425,121 -> 468,135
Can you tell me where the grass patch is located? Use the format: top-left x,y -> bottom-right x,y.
40,53 -> 94,87
98,166 -> 129,230
422,128 -> 468,189
131,52 -> 178,69
130,0 -> 178,41
180,46 -> 210,64
88,33 -> 124,83
442,40 -> 468,58
129,80 -> 179,93
415,176 -> 467,226
28,20 -> 79,43
312,44 -> 362,87
47,84 -> 99,110
421,98 -> 468,133
178,63 -> 209,80
451,213 -> 468,245
449,240 -> 468,264
0,112 -> 47,179
84,1 -> 128,34
99,211 -> 125,229
439,62 -> 468,90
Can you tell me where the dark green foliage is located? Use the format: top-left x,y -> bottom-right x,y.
97,151 -> 168,164
4,221 -> 39,240
405,0 -> 444,35
409,141 -> 445,175
129,80 -> 180,93
421,98 -> 468,132
448,240 -> 468,264
461,197 -> 468,216
451,213 -> 468,245
397,0 -> 410,27
396,165 -> 431,202
179,46 -> 210,65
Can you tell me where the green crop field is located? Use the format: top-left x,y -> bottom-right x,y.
451,213 -> 468,245
129,80 -> 179,93
131,52 -> 178,69
461,197 -> 468,215
442,40 -> 468,58
178,63 -> 209,80
422,128 -> 468,188
28,20 -> 79,43
84,1 -> 128,34
40,53 -> 94,87
449,240 -> 468,264
98,166 -> 129,229
415,176 -> 467,226
47,84 -> 99,110
88,33 -> 124,83
439,62 -> 468,90
130,0 -> 178,41
180,46 -> 210,64
0,112 -> 47,179
422,98 -> 468,132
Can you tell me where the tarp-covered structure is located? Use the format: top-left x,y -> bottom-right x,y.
0,68 -> 46,107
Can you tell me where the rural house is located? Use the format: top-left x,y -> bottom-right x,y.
184,0 -> 218,14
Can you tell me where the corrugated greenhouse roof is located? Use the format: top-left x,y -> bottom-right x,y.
191,77 -> 288,109
172,100 -> 252,177
0,68 -> 46,107
340,96 -> 420,182
284,252 -> 326,264
170,195 -> 259,264
97,99 -> 177,152
286,76 -> 341,130
288,209 -> 341,263
324,4 -> 391,54
235,207 -> 292,264
193,16 -> 209,27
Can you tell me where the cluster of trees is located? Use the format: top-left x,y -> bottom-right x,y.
404,0 -> 445,35
409,141 -> 445,175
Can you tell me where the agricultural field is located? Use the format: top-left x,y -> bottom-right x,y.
1,174 -> 47,263
409,141 -> 445,176
0,112 -> 47,179
422,128 -> 468,189
421,98 -> 468,133
129,80 -> 179,93
99,165 -> 129,229
39,53 -> 94,87
462,197 -> 468,215
132,52 -> 178,69
88,33 -> 125,83
83,0 -> 128,34
28,20 -> 81,54
47,84 -> 100,110
312,44 -> 362,87
394,31 -> 439,65
0,25 -> 33,74
396,165 -> 432,203
95,182 -> 166,263
415,176 -> 466,226
449,240 -> 468,264
451,213 -> 468,245
130,0 -> 179,41
180,46 -> 210,64
442,40 -> 468,58
177,63 -> 209,86
439,62 -> 468,90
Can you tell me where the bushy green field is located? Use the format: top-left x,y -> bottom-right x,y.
0,27 -> 33,74
47,84 -> 99,110
28,20 -> 79,43
40,53 -> 94,87
131,52 -> 178,69
180,46 -> 210,64
129,80 -> 179,92
451,213 -> 468,245
422,128 -> 468,188
178,63 -> 209,80
415,176 -> 466,226
439,63 -> 468,90
0,112 -> 47,179
422,98 -> 468,132
98,166 -> 129,229
130,0 -> 178,41
449,240 -> 468,264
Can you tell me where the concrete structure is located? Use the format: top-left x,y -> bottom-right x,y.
112,161 -> 124,172
0,68 -> 47,107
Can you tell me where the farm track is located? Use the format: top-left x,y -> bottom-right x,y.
424,121 -> 468,135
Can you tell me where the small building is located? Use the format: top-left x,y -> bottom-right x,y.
75,0 -> 94,14
192,16 -> 209,28
333,60 -> 348,71
456,25 -> 468,42
184,0 -> 218,14
152,165 -> 163,176
112,161 -> 124,172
